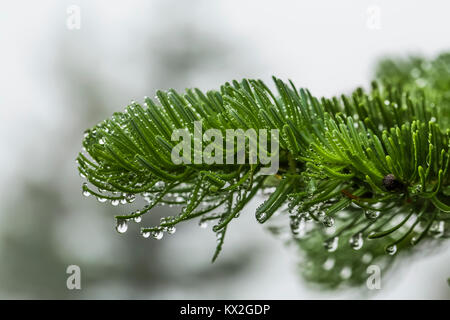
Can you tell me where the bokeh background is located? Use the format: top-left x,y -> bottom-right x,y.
0,0 -> 449,299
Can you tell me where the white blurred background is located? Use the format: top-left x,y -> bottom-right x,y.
0,0 -> 449,299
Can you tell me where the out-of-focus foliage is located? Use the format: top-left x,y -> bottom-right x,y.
376,53 -> 450,128
291,53 -> 450,288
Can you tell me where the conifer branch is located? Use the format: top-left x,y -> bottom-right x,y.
77,52 -> 449,286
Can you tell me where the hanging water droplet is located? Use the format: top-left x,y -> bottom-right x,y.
323,257 -> 335,271
322,216 -> 335,228
287,200 -> 297,213
111,199 -> 119,206
97,196 -> 107,203
167,226 -> 176,234
290,216 -> 300,234
116,219 -> 128,234
317,210 -> 326,219
385,244 -> 397,255
429,220 -> 444,238
142,231 -> 150,238
414,184 -> 422,193
199,221 -> 208,229
340,266 -> 352,279
120,198 -> 127,205
99,138 -> 105,145
155,181 -> 166,189
361,253 -> 373,264
349,232 -> 364,250
127,194 -> 136,203
364,209 -> 380,220
257,212 -> 267,222
325,225 -> 336,235
290,215 -> 306,238
79,172 -> 86,179
152,230 -> 163,240
134,216 -> 142,223
324,236 -> 339,252
81,182 -> 91,197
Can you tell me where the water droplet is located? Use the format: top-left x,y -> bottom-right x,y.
410,68 -> 420,78
152,231 -> 163,240
429,220 -> 444,238
82,189 -> 90,197
144,197 -> 153,204
385,244 -> 397,255
290,216 -> 300,233
142,231 -> 150,238
257,212 -> 267,222
324,237 -> 339,252
325,225 -> 336,235
111,199 -> 119,206
120,198 -> 127,205
362,253 -> 373,264
116,219 -> 128,234
323,257 -> 335,270
340,266 -> 352,279
413,184 -> 422,193
134,216 -> 142,223
349,232 -> 364,250
364,209 -> 380,220
290,216 -> 306,238
99,138 -> 105,145
167,226 -> 176,234
79,172 -> 86,179
97,196 -> 107,203
322,216 -> 335,228
199,221 -> 208,229
127,194 -> 136,203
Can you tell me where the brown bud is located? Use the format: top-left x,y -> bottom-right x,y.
382,174 -> 403,191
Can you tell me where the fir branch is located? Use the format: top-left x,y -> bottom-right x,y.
77,53 -> 449,285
